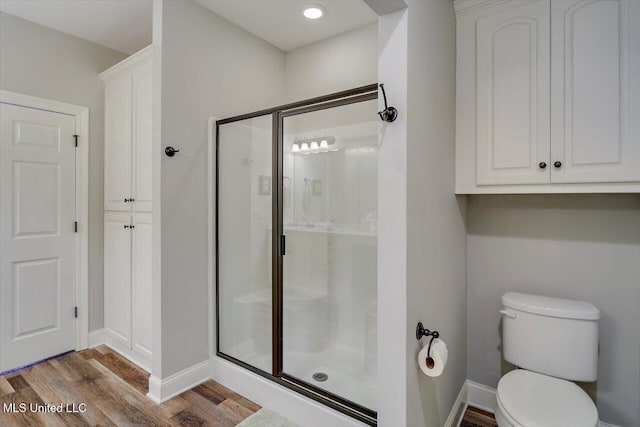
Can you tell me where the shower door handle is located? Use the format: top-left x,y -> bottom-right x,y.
280,235 -> 286,256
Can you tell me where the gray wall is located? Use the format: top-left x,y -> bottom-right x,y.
467,194 -> 640,427
284,23 -> 378,102
405,1 -> 468,425
158,0 -> 285,378
0,12 -> 127,331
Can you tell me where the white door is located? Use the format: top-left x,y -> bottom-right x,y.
551,0 -> 640,183
0,103 -> 77,372
131,212 -> 152,360
104,212 -> 132,346
476,0 -> 551,185
132,62 -> 152,212
104,75 -> 132,211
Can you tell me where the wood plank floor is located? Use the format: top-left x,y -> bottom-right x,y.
0,346 -> 260,426
461,405 -> 498,427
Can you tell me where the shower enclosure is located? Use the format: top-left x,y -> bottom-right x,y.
216,85 -> 378,424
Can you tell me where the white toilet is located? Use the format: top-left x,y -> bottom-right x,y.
496,292 -> 600,427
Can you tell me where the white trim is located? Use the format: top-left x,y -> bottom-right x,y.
99,45 -> 153,82
147,360 -> 210,404
466,380 -> 498,414
453,0 -> 532,16
207,117 -> 217,362
0,90 -> 90,356
0,90 -> 88,117
88,329 -> 105,348
444,381 -> 497,427
443,382 -> 468,427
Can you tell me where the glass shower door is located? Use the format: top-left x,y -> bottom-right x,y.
217,114 -> 273,373
280,98 -> 379,412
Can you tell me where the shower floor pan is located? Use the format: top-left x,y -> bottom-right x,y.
231,343 -> 377,412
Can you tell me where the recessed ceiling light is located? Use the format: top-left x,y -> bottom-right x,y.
303,5 -> 324,20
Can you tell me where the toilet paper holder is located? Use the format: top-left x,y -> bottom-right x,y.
416,322 -> 440,359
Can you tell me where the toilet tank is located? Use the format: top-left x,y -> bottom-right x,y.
501,292 -> 600,382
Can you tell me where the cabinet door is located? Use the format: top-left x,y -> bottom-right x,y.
104,76 -> 133,211
132,213 -> 152,359
104,212 -> 132,345
476,0 -> 551,185
132,62 -> 152,212
551,0 -> 640,183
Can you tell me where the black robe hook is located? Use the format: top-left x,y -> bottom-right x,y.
378,84 -> 398,122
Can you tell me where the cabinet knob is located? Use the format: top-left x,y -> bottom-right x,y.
554,161 -> 562,168
538,162 -> 547,169
124,198 -> 129,203
124,225 -> 130,229
130,225 -> 135,229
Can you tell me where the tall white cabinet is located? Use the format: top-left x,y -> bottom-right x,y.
101,46 -> 153,371
455,0 -> 640,193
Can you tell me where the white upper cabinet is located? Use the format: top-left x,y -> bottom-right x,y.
551,0 -> 640,184
104,74 -> 132,211
101,46 -> 152,211
132,61 -> 153,212
455,0 -> 640,193
476,0 -> 550,185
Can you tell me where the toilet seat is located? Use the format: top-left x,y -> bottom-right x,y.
496,370 -> 598,427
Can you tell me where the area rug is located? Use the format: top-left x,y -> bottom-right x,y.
237,408 -> 299,427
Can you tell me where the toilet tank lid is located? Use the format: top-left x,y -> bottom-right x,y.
502,292 -> 600,320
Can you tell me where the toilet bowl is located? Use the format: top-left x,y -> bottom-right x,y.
495,369 -> 598,427
497,292 -> 601,427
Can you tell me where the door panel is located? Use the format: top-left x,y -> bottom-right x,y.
104,212 -> 132,345
217,114 -> 273,374
0,103 -> 76,372
104,75 -> 132,211
476,0 -> 551,185
281,99 -> 379,412
551,0 -> 640,183
13,162 -> 59,237
133,62 -> 152,212
132,212 -> 152,358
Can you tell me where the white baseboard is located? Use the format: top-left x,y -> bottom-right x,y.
465,380 -> 498,413
446,379 -> 621,427
443,380 -> 496,427
147,360 -> 210,404
88,329 -> 105,348
210,356 -> 366,427
443,382 -> 468,427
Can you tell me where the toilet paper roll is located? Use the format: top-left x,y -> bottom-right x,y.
418,338 -> 448,377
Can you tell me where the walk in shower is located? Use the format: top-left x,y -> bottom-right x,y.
216,85 -> 378,424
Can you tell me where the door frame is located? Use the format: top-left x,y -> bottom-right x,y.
0,90 -> 90,359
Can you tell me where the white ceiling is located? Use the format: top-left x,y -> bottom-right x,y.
0,0 -> 376,55
0,0 -> 152,55
194,0 -> 378,51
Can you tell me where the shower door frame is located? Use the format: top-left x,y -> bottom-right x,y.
215,84 -> 378,425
